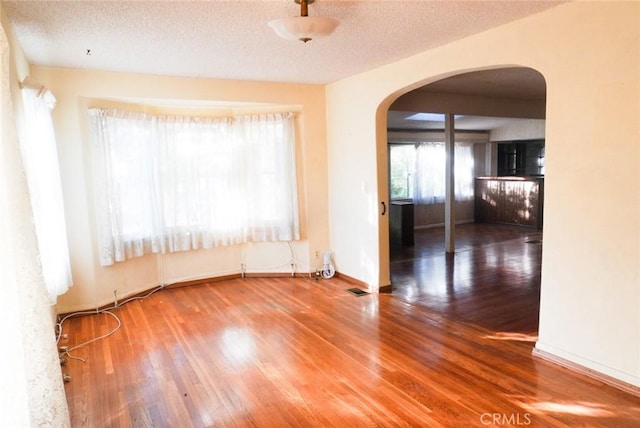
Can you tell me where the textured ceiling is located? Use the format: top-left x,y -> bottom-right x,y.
2,0 -> 563,85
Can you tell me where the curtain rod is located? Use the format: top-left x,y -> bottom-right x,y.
19,76 -> 48,97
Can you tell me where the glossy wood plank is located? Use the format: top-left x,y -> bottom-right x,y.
391,223 -> 542,332
62,231 -> 640,426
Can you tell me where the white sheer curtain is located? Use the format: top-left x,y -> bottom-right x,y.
20,86 -> 73,303
90,109 -> 300,266
234,114 -> 300,242
413,141 -> 474,204
414,142 -> 446,204
1,25 -> 70,426
454,143 -> 475,201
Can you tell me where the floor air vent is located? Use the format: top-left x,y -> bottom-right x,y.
346,288 -> 370,297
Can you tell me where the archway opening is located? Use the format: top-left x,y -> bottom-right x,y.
383,67 -> 546,336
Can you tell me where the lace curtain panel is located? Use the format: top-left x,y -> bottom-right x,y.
1,25 -> 70,427
90,109 -> 300,266
413,141 -> 475,204
20,87 -> 73,303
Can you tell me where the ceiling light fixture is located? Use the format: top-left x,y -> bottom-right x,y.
268,0 -> 339,43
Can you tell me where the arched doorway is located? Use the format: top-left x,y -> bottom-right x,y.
381,67 -> 546,335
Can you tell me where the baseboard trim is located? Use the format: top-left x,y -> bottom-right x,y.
241,272 -> 312,279
335,272 -> 368,288
58,285 -> 173,317
334,272 -> 392,293
58,271 -> 386,316
532,348 -> 640,397
165,273 -> 242,288
58,273 -> 317,316
379,284 -> 393,293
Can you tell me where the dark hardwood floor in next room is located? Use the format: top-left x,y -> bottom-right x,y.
61,235 -> 640,426
391,223 -> 543,333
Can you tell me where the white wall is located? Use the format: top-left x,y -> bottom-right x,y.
327,1 -> 640,387
31,66 -> 330,313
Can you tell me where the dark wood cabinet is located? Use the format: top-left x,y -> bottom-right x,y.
497,140 -> 545,177
475,177 -> 544,229
390,201 -> 414,246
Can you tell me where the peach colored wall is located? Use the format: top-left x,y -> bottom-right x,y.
327,1 -> 640,387
30,66 -> 329,313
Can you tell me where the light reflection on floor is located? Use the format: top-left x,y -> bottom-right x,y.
522,400 -> 619,417
390,223 -> 542,333
483,332 -> 538,342
220,327 -> 256,368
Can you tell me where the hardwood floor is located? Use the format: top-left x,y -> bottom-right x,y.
390,223 -> 543,332
61,226 -> 640,427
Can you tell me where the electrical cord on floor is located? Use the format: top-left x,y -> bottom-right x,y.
57,241 -> 298,361
61,311 -> 121,362
56,285 -> 165,362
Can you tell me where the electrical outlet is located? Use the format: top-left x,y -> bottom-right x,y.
315,250 -> 319,258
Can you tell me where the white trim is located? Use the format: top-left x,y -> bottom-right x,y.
533,342 -> 640,395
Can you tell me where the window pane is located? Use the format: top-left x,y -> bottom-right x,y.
90,109 -> 299,265
389,145 -> 415,199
